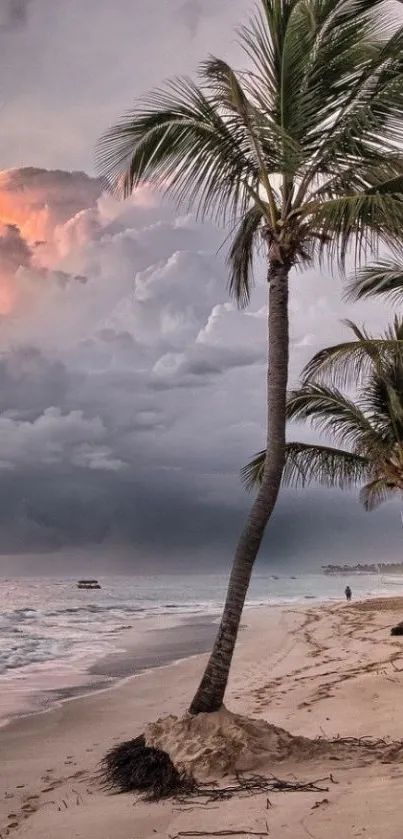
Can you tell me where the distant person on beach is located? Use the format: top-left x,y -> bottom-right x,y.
345,585 -> 352,602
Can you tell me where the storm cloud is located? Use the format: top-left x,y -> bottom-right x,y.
0,0 -> 33,31
0,165 -> 399,570
0,0 -> 402,570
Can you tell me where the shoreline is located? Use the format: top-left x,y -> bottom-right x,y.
0,588 -> 395,731
0,596 -> 336,732
0,613 -> 219,730
1,568 -> 401,730
2,598 -> 403,837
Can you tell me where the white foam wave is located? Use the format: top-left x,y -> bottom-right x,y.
0,571 -> 402,678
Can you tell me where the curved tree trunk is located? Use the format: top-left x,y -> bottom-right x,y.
189,261 -> 290,715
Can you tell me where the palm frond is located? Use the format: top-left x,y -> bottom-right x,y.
359,477 -> 400,511
226,206 -> 264,308
346,260 -> 403,303
300,192 -> 403,272
200,55 -> 280,222
286,382 -> 389,456
360,357 -> 403,442
241,448 -> 266,491
241,441 -> 369,492
367,174 -> 403,196
311,158 -> 403,211
96,76 -> 260,226
302,320 -> 403,389
283,442 -> 370,490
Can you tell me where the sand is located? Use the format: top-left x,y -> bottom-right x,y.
2,598 -> 403,837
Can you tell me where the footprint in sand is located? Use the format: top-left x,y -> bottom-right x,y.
41,779 -> 63,793
21,805 -> 37,817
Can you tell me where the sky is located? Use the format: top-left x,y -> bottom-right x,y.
0,0 -> 402,573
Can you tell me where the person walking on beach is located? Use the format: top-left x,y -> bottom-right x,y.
345,586 -> 352,602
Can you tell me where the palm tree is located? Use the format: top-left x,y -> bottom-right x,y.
243,318 -> 403,511
96,0 -> 403,715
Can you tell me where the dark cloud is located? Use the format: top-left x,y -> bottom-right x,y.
0,346 -> 70,419
0,0 -> 33,31
177,0 -> 203,35
0,461 -> 400,573
0,0 -> 402,574
52,271 -> 88,288
0,223 -> 32,275
0,166 -> 398,571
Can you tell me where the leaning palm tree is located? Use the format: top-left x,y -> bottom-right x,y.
243,319 -> 403,511
97,0 -> 403,715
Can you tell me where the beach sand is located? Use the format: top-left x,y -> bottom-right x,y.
2,598 -> 403,837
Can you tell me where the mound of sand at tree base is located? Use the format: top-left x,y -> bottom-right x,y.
145,707 -> 403,779
145,708 -> 309,777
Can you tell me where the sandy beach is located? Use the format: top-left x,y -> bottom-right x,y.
2,598 -> 403,838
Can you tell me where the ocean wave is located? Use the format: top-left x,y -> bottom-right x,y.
0,637 -> 69,673
0,597 -> 219,675
1,571 -> 400,679
44,604 -> 146,617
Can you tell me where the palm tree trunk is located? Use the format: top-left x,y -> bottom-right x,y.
189,261 -> 290,715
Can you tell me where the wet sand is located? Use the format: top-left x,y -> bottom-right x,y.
2,600 -> 403,838
89,616 -> 217,678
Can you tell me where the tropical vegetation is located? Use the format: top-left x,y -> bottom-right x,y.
347,259 -> 403,304
97,0 -> 403,715
243,318 -> 403,511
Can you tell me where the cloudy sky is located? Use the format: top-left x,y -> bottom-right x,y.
0,0 -> 402,573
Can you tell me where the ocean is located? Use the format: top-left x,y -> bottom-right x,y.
1,570 -> 402,725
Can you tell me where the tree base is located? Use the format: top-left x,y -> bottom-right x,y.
99,734 -> 196,800
100,708 -> 403,797
145,706 -> 315,777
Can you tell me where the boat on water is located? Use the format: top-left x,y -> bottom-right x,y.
77,579 -> 101,590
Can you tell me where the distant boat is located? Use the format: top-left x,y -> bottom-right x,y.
77,579 -> 101,590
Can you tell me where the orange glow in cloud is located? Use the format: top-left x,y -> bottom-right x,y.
0,194 -> 49,244
0,176 -> 51,316
0,283 -> 15,315
0,167 -> 105,317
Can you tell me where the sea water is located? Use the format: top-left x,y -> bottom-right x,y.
0,571 -> 401,721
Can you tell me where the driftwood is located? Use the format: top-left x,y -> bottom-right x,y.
99,730 -> 338,803
180,774 -> 334,806
100,725 -> 403,802
99,735 -> 336,803
331,735 -> 389,747
330,734 -> 403,752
